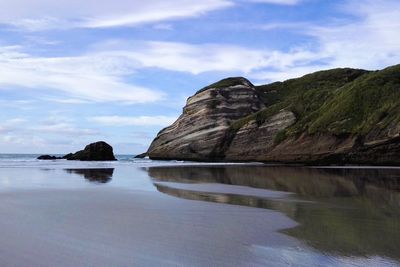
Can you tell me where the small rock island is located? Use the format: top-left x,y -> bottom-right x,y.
38,141 -> 117,161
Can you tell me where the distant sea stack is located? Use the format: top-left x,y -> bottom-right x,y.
38,141 -> 117,161
147,64 -> 400,165
37,155 -> 60,160
66,141 -> 117,161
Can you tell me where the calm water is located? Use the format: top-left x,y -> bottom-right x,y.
0,154 -> 399,266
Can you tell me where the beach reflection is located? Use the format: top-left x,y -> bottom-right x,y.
147,166 -> 400,261
65,168 -> 114,183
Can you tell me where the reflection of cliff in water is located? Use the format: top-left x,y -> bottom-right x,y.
65,168 -> 114,183
147,166 -> 400,261
148,166 -> 400,203
154,183 -> 296,214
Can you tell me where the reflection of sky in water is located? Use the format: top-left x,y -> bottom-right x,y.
251,245 -> 399,267
0,166 -> 157,192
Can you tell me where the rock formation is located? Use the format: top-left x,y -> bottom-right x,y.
37,155 -> 61,160
148,77 -> 265,160
134,152 -> 148,159
66,141 -> 117,161
37,141 -> 117,161
147,64 -> 400,165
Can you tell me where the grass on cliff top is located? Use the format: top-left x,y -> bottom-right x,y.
196,77 -> 253,94
307,64 -> 400,135
230,64 -> 400,138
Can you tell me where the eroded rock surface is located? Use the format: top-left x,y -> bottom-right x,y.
225,111 -> 296,160
147,77 -> 265,161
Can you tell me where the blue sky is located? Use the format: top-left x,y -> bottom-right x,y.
0,0 -> 399,154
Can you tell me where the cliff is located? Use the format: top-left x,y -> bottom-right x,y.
147,64 -> 400,165
147,77 -> 265,160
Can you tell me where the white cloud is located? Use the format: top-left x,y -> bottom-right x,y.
92,40 -> 321,75
247,0 -> 302,5
33,123 -> 99,136
0,115 -> 97,136
127,41 -> 270,74
0,0 -> 307,31
0,114 -> 111,155
1,134 -> 45,147
0,99 -> 36,111
152,23 -> 174,31
307,0 -> 400,70
90,115 -> 177,127
0,118 -> 26,134
1,0 -> 399,101
0,45 -> 164,103
41,98 -> 90,104
8,17 -> 71,31
0,40 -> 323,100
258,22 -> 310,31
251,0 -> 400,82
0,0 -> 233,30
82,1 -> 233,28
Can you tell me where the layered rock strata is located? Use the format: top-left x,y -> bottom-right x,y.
148,78 -> 265,161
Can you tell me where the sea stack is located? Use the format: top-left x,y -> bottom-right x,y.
66,141 -> 117,161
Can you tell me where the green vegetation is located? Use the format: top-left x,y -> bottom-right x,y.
307,65 -> 400,134
196,77 -> 252,94
229,64 -> 400,138
274,129 -> 288,144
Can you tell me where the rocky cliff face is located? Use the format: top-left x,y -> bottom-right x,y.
147,64 -> 400,165
148,77 -> 265,160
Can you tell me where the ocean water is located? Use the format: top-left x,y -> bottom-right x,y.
0,154 -> 399,266
0,153 -> 183,168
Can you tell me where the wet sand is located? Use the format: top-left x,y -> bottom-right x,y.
0,187 -> 298,267
0,164 -> 399,266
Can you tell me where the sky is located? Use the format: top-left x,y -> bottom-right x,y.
0,0 -> 399,154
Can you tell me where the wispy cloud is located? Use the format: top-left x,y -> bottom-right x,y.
32,123 -> 99,136
82,1 -> 234,28
0,116 -> 102,153
0,0 -> 308,31
92,40 -> 320,75
3,0 -> 399,103
0,118 -> 26,134
0,0 -> 233,31
0,45 -> 164,103
247,0 -> 302,5
307,0 -> 400,70
1,134 -> 46,147
0,41 -> 322,101
258,22 -> 310,31
1,115 -> 98,137
250,0 -> 400,82
90,115 -> 177,127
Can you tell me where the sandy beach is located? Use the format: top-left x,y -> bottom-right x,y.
0,187 -> 297,267
0,164 -> 399,266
